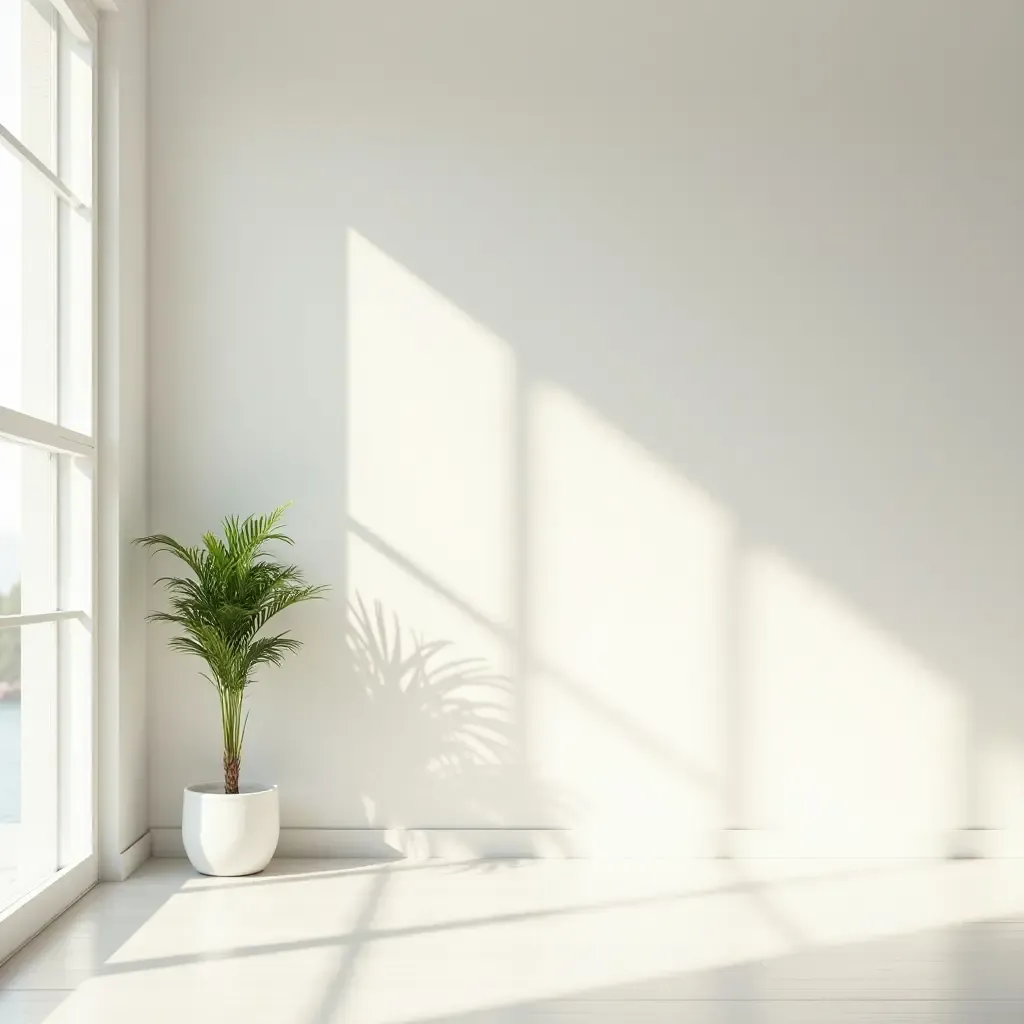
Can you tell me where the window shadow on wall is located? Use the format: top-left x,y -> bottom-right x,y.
343,216 -> 1024,857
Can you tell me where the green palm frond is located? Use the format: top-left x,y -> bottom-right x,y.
137,506 -> 328,790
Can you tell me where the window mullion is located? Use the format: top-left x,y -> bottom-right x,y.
0,124 -> 88,213
48,0 -> 97,45
0,406 -> 94,457
0,610 -> 88,630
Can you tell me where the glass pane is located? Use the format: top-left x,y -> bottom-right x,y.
58,615 -> 91,864
0,438 -> 57,615
57,455 -> 91,864
0,664 -> 19,814
0,142 -> 58,423
59,23 -> 92,204
59,192 -> 92,434
58,26 -> 93,434
0,0 -> 58,171
0,620 -> 58,912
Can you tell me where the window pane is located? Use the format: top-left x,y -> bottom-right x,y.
57,455 -> 91,863
0,142 -> 58,423
59,23 -> 92,204
59,24 -> 94,434
0,689 -> 21,910
0,438 -> 57,615
58,615 -> 90,863
0,0 -> 94,927
0,619 -> 58,911
59,192 -> 92,434
0,673 -> 19,818
0,0 -> 58,170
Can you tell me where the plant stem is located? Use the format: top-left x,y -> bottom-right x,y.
220,684 -> 245,794
223,754 -> 240,795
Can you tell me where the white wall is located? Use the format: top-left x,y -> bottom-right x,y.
148,0 -> 1024,856
97,0 -> 149,877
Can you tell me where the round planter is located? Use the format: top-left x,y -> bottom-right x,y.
182,783 -> 280,876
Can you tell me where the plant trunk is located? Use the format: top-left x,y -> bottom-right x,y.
223,755 -> 240,795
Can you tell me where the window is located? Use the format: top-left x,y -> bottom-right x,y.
0,0 -> 95,914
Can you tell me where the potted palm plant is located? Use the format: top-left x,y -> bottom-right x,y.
138,506 -> 327,876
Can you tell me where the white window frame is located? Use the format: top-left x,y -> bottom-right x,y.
0,0 -> 99,958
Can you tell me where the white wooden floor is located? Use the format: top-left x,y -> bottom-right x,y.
2,857 -> 1024,1022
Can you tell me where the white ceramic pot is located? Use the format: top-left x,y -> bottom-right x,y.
181,783 -> 280,876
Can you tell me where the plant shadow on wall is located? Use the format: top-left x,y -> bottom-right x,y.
341,594 -> 573,858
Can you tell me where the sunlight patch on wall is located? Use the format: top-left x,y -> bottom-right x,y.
347,229 -> 514,627
743,545 -> 961,849
527,383 -> 732,846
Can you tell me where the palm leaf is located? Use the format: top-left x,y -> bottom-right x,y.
139,506 -> 328,789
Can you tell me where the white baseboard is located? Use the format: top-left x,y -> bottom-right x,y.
117,831 -> 152,880
950,828 -> 1024,859
148,826 -> 1024,861
151,828 -> 586,860
720,829 -> 960,859
150,827 -> 735,859
721,829 -> 1024,859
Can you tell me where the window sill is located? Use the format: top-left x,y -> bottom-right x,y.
0,852 -> 97,966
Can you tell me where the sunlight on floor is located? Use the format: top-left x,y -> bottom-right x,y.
4,858 -> 1024,1023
